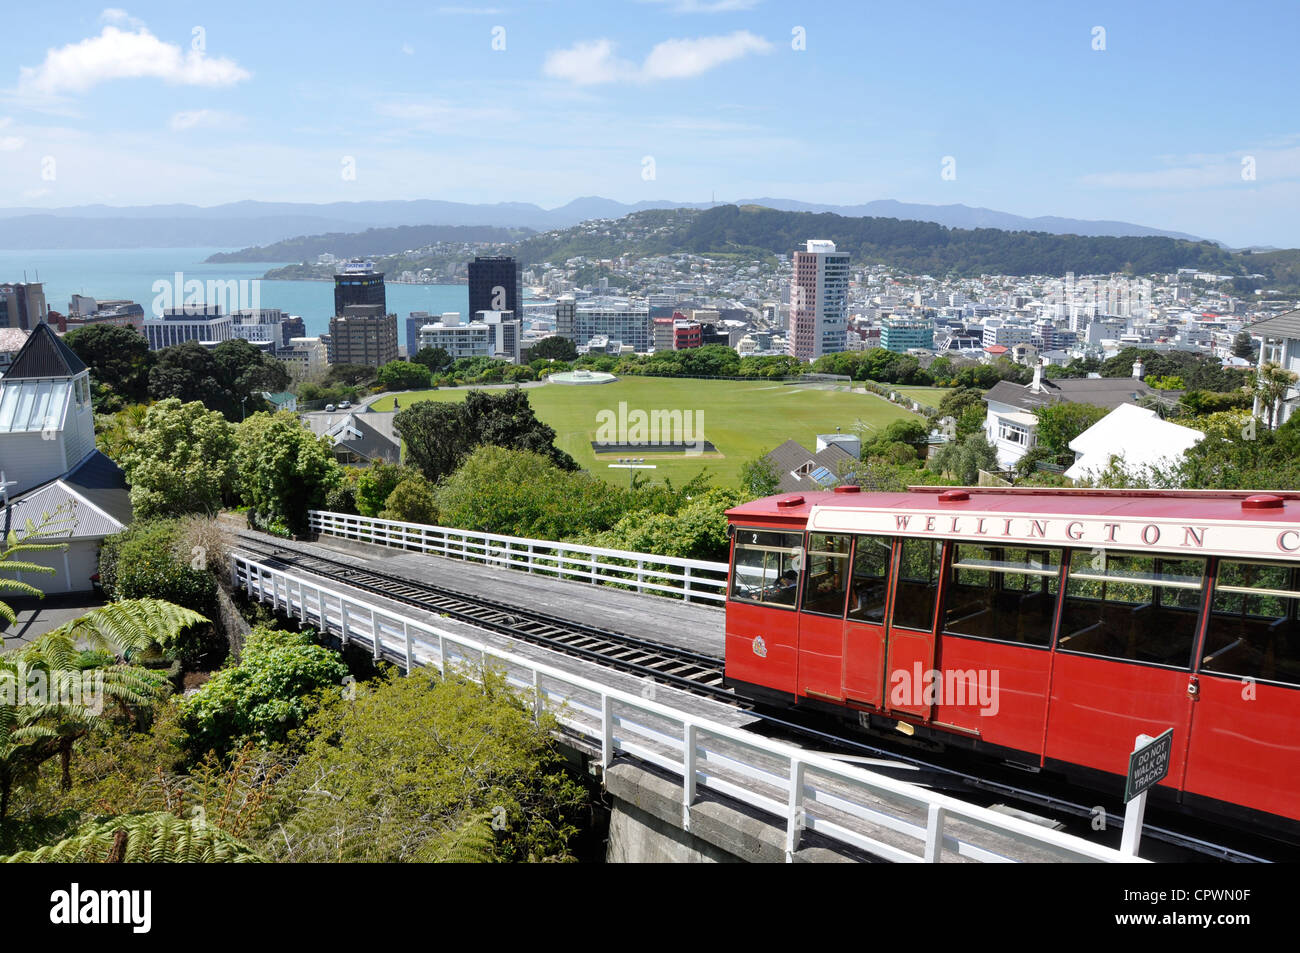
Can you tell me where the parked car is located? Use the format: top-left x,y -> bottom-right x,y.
325,403 -> 336,412
339,400 -> 351,409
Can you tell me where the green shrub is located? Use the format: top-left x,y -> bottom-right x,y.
99,520 -> 220,666
178,626 -> 349,762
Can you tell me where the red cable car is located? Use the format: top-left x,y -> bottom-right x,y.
724,486 -> 1300,841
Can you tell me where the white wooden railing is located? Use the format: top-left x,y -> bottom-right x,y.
232,553 -> 1145,864
308,510 -> 729,605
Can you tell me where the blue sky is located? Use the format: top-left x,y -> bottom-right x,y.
2,0 -> 1297,247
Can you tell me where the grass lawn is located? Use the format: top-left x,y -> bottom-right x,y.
382,378 -> 924,488
867,383 -> 954,408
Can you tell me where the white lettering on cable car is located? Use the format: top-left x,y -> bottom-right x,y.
806,507 -> 1300,559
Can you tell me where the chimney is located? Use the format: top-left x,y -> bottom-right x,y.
1031,359 -> 1044,392
1132,358 -> 1145,380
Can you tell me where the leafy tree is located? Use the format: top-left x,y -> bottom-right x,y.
523,336 -> 578,362
117,398 -> 236,518
380,475 -> 438,524
64,324 -> 152,409
148,339 -> 288,420
177,626 -> 348,761
213,338 -> 290,409
148,341 -> 229,413
376,360 -> 433,392
354,462 -> 418,518
738,451 -> 780,499
254,667 -> 588,862
586,488 -> 742,562
234,412 -> 343,536
928,432 -> 998,485
396,389 -> 577,483
434,446 -> 629,538
1232,331 -> 1256,359
1033,402 -> 1109,464
411,346 -> 453,375
323,364 -> 378,388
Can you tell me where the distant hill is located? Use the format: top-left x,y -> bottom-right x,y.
510,205 -> 1244,278
205,224 -> 533,263
0,196 -> 1212,250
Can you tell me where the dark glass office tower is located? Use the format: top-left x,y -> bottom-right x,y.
468,256 -> 522,324
333,260 -> 386,315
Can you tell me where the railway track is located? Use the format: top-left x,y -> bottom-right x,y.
231,531 -> 1284,862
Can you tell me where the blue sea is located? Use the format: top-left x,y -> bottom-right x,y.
0,248 -> 469,350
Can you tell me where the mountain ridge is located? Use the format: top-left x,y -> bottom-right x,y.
0,196 -> 1211,250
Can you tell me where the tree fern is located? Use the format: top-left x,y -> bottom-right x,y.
0,811 -> 263,863
38,599 -> 209,660
417,811 -> 498,864
0,508 -> 74,629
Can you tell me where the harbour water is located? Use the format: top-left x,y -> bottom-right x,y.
0,248 -> 469,348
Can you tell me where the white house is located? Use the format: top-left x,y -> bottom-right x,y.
1064,403 -> 1204,484
0,324 -> 131,592
1244,309 -> 1300,427
984,360 -> 1171,470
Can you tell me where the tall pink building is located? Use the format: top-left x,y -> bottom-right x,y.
787,240 -> 849,360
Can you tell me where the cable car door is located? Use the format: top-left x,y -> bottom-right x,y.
883,538 -> 943,719
842,534 -> 895,707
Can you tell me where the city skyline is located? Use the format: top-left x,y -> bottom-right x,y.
0,1 -> 1296,248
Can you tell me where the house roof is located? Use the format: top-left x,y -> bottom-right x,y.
329,413 -> 400,464
3,322 -> 86,380
4,451 -> 131,541
985,376 -> 1166,413
1244,309 -> 1300,339
765,439 -> 856,494
1064,403 -> 1204,482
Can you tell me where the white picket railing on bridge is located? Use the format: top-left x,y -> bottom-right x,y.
308,509 -> 729,605
231,552 -> 1146,865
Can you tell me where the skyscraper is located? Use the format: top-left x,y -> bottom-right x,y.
333,260 -> 386,316
0,282 -> 47,331
468,256 -> 522,326
787,240 -> 849,360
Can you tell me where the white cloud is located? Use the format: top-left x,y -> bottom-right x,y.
641,31 -> 771,80
543,39 -> 635,86
401,43 -> 415,55
18,24 -> 251,96
543,31 -> 771,86
100,7 -> 147,30
169,109 -> 241,131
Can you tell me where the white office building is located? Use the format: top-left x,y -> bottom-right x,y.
143,307 -> 234,350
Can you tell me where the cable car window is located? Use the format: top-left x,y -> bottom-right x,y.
802,534 -> 851,617
1058,551 -> 1205,667
729,529 -> 804,609
847,535 -> 892,624
892,538 -> 942,632
1203,561 -> 1300,687
943,545 -> 1061,646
